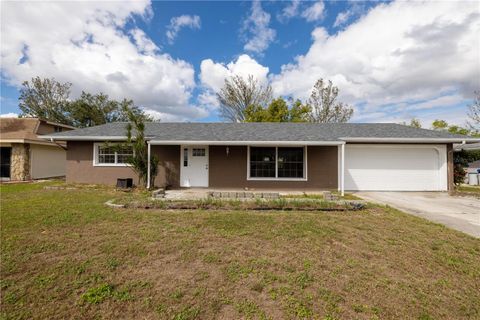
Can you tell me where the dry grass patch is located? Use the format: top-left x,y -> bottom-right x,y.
1,182 -> 479,319
454,185 -> 480,199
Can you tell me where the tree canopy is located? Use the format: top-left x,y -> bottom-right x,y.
307,79 -> 354,123
67,92 -> 151,128
467,91 -> 480,130
217,75 -> 353,123
431,119 -> 479,137
217,75 -> 273,122
18,77 -> 152,127
402,118 -> 422,128
244,98 -> 310,122
19,76 -> 72,125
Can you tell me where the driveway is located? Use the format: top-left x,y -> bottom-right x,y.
356,192 -> 480,238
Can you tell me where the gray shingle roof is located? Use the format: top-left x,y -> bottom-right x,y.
42,122 -> 478,142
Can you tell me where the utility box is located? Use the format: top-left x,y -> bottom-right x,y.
116,178 -> 133,189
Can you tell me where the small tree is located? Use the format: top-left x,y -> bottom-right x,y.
409,118 -> 422,128
454,150 -> 470,185
432,119 -> 448,130
307,79 -> 354,123
123,108 -> 159,188
217,75 -> 273,122
400,118 -> 422,128
431,119 -> 480,137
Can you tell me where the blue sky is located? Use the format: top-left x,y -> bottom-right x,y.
1,1 -> 479,126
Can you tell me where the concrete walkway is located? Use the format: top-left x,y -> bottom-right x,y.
356,192 -> 480,238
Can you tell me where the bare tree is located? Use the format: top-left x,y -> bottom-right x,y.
307,79 -> 354,123
217,75 -> 272,122
467,91 -> 480,130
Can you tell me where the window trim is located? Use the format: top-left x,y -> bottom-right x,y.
93,142 -> 133,167
247,146 -> 308,181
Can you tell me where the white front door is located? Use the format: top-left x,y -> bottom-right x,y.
180,146 -> 209,187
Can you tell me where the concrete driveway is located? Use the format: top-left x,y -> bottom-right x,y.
356,192 -> 480,238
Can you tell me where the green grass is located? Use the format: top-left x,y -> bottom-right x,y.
456,185 -> 480,193
1,181 -> 479,319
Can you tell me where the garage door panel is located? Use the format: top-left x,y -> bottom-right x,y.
344,145 -> 447,191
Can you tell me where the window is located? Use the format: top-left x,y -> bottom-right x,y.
192,148 -> 205,157
278,148 -> 304,178
183,148 -> 188,167
95,144 -> 133,166
249,147 -> 276,178
54,126 -> 62,132
116,146 -> 134,164
98,146 -> 116,164
249,147 -> 305,179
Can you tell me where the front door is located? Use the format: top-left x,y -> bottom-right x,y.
0,147 -> 12,179
180,146 -> 209,187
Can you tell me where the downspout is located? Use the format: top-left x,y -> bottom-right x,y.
147,141 -> 151,189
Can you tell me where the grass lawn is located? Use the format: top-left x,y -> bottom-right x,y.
1,182 -> 479,319
455,185 -> 480,198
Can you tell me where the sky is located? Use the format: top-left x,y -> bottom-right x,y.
1,0 -> 479,127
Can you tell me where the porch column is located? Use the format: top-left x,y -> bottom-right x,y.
147,141 -> 151,189
341,143 -> 345,196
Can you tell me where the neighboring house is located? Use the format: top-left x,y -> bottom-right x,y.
454,142 -> 480,182
467,160 -> 480,174
0,118 -> 75,181
41,122 -> 480,193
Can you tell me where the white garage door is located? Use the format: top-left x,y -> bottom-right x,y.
344,144 -> 447,191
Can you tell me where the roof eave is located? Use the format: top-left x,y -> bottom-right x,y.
341,137 -> 480,143
40,135 -> 129,141
149,140 -> 345,146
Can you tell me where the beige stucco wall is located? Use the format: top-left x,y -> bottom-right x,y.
30,144 -> 67,179
66,141 -> 180,187
209,146 -> 338,190
65,142 -> 338,189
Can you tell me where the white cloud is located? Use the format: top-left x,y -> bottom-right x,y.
200,54 -> 269,92
242,1 -> 276,54
333,2 -> 366,28
302,1 -> 325,22
144,106 -> 209,122
130,29 -> 159,54
199,54 -> 270,109
277,0 -> 300,23
404,94 -> 466,111
0,113 -> 19,118
333,10 -> 353,28
271,1 -> 480,123
1,1 -> 206,121
166,15 -> 201,44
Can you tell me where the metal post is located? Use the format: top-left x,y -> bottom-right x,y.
341,143 -> 345,196
147,141 -> 151,189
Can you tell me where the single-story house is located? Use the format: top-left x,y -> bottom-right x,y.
0,118 -> 75,181
41,122 -> 480,193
